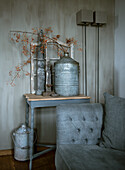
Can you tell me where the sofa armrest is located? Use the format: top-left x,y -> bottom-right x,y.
56,103 -> 103,145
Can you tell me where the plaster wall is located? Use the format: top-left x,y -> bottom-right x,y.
0,0 -> 114,149
114,0 -> 125,98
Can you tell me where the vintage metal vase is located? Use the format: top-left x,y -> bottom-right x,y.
54,53 -> 79,96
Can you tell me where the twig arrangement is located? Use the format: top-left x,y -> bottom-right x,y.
8,27 -> 82,86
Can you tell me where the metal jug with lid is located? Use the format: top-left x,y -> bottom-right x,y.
12,124 -> 31,161
54,52 -> 79,96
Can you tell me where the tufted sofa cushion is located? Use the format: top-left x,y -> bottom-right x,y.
56,103 -> 103,145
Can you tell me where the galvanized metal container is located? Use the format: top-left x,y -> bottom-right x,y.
36,46 -> 45,95
12,124 -> 31,161
36,59 -> 45,95
54,53 -> 79,96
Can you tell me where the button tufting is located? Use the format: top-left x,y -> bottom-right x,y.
83,116 -> 86,121
85,138 -> 88,143
90,128 -> 93,132
77,128 -> 80,133
96,117 -> 98,121
72,139 -> 75,142
69,117 -> 72,121
98,138 -> 101,142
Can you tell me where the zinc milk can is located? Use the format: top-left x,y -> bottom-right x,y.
12,124 -> 31,161
54,52 -> 79,96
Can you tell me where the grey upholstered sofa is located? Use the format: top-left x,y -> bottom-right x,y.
55,93 -> 125,170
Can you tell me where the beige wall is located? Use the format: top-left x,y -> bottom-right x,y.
0,0 -> 114,150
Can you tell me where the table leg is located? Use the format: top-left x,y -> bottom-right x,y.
29,107 -> 34,170
25,101 -> 29,126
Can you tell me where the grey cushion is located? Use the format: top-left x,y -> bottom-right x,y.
55,144 -> 125,170
100,92 -> 125,151
56,103 -> 103,145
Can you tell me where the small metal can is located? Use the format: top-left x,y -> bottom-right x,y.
12,124 -> 31,161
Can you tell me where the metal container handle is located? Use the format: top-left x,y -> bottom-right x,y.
12,131 -> 37,149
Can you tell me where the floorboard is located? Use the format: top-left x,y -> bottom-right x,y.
0,147 -> 56,170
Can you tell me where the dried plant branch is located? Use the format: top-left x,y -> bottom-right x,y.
8,27 -> 82,87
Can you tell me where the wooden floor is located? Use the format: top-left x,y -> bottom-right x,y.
0,147 -> 56,170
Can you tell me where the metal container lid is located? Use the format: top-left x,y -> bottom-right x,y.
55,52 -> 79,65
15,124 -> 30,134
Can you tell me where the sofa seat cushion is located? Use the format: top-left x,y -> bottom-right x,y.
55,145 -> 125,170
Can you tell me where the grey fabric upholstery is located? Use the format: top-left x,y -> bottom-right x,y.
100,93 -> 125,151
56,103 -> 103,145
56,145 -> 125,170
55,101 -> 125,170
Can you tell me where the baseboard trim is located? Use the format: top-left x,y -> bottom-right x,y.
0,149 -> 13,156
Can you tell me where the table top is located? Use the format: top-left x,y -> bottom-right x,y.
24,94 -> 90,101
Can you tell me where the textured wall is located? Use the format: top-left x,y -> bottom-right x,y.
114,0 -> 125,98
0,0 -> 114,149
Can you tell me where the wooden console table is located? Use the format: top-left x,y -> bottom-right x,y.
24,94 -> 90,170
